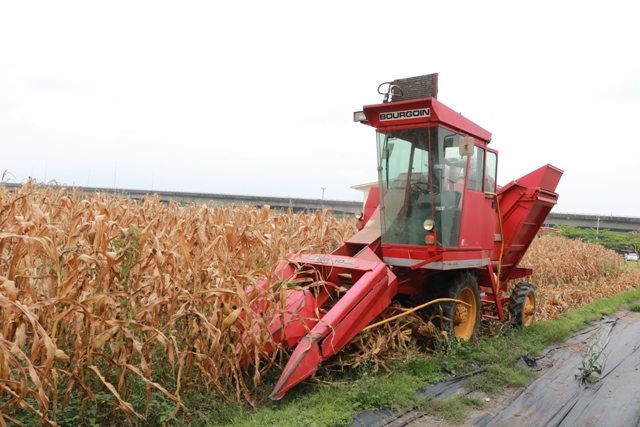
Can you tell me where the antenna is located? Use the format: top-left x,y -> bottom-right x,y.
377,82 -> 404,103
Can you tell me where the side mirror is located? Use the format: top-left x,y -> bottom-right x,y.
459,136 -> 475,156
444,135 -> 455,149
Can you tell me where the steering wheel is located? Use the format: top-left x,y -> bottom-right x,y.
410,181 -> 429,194
410,181 -> 440,195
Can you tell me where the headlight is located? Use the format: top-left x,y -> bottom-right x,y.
353,111 -> 367,122
355,211 -> 364,220
423,219 -> 434,231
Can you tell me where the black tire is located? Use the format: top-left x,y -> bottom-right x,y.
508,282 -> 536,327
430,272 -> 481,341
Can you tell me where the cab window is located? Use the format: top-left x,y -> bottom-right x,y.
468,147 -> 485,192
486,151 -> 497,193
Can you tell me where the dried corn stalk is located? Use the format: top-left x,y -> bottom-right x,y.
520,236 -> 638,321
0,181 -> 356,422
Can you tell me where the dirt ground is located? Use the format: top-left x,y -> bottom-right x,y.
351,311 -> 640,427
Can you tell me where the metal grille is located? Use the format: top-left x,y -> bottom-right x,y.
391,73 -> 438,101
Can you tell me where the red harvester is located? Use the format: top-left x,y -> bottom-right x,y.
260,74 -> 562,399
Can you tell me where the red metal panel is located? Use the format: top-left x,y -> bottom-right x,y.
482,195 -> 498,249
347,208 -> 383,246
267,289 -> 318,348
321,273 -> 391,359
269,337 -> 322,400
515,164 -> 563,192
269,252 -> 396,399
496,165 -> 563,285
382,245 -> 488,268
458,190 -> 486,248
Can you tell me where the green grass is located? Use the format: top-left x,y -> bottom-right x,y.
624,261 -> 640,270
628,303 -> 640,312
419,394 -> 486,424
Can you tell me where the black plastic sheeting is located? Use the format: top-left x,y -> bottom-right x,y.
418,368 -> 484,399
350,369 -> 486,427
350,408 -> 436,427
350,313 -> 640,427
473,313 -> 640,427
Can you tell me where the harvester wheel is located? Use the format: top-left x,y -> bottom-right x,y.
508,282 -> 536,327
431,273 -> 481,341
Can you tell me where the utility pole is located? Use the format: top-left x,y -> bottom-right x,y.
113,162 -> 118,191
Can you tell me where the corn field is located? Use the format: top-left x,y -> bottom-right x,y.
520,236 -> 638,320
0,182 -> 354,424
0,182 -> 638,425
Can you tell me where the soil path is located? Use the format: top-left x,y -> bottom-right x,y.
351,311 -> 640,427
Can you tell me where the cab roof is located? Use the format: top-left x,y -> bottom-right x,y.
361,97 -> 492,145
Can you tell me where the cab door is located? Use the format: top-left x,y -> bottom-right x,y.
459,147 -> 496,251
458,147 -> 484,248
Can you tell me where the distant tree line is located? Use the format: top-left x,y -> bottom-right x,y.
551,225 -> 640,255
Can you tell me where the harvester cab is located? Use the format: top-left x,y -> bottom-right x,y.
262,74 -> 562,400
355,95 -> 498,265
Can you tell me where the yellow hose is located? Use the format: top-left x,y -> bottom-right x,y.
361,298 -> 470,332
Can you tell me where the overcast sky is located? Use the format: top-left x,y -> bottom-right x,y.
1,1 -> 639,217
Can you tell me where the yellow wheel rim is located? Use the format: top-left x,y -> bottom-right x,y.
523,292 -> 535,327
453,287 -> 477,340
